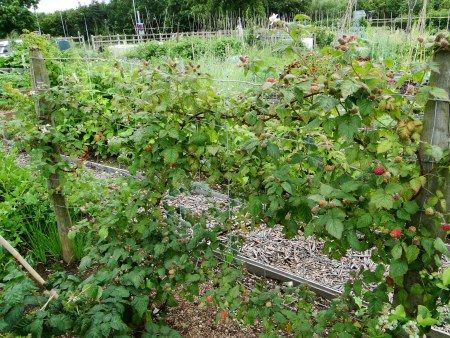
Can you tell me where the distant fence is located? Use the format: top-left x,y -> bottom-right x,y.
90,30 -> 238,49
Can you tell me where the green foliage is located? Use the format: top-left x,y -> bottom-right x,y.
0,0 -> 37,38
128,36 -> 243,61
0,149 -> 61,262
1,32 -> 449,337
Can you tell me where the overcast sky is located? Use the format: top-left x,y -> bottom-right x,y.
36,0 -> 106,13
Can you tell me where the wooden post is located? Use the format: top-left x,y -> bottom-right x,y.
416,43 -> 450,229
397,40 -> 450,317
29,47 -> 74,264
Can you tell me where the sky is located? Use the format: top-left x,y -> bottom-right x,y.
36,0 -> 106,13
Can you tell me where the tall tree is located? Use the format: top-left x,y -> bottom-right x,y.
0,0 -> 39,37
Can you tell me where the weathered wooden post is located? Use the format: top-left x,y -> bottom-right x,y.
416,35 -> 450,232
29,47 -> 74,264
396,34 -> 450,318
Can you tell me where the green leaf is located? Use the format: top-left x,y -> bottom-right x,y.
391,244 -> 402,260
267,142 -> 280,159
163,148 -> 179,164
442,267 -> 450,286
390,260 -> 408,278
377,140 -> 392,153
79,256 -> 92,271
347,231 -> 363,251
317,95 -> 339,111
322,209 -> 345,239
248,196 -> 262,217
434,238 -> 449,257
132,295 -> 149,318
389,305 -> 406,321
424,144 -> 444,162
356,98 -> 374,116
429,87 -> 449,100
370,189 -> 393,210
99,227 -> 108,240
417,305 -> 438,327
185,274 -> 201,283
281,182 -> 293,195
410,176 -> 426,193
341,180 -> 360,193
405,245 -> 420,263
357,213 -> 372,228
191,131 -> 209,146
403,201 -> 419,214
340,80 -> 361,99
337,115 -> 361,139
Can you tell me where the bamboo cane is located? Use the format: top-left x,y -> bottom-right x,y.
0,234 -> 58,299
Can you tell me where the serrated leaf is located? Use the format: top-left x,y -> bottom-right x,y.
163,148 -> 179,164
390,260 -> 408,278
434,238 -> 449,257
48,314 -> 73,332
341,80 -> 361,99
417,305 -> 438,327
132,295 -> 149,318
391,244 -> 402,260
267,142 -> 280,159
341,180 -> 360,193
79,256 -> 92,271
442,267 -> 450,286
370,189 -> 393,210
317,95 -> 339,111
281,182 -> 293,195
405,245 -> 420,263
424,144 -> 444,162
410,176 -> 426,193
321,208 -> 345,239
377,140 -> 392,153
99,227 -> 108,240
429,87 -> 449,100
357,213 -> 372,228
403,201 -> 419,214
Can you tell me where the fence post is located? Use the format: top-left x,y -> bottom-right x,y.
91,35 -> 96,50
29,47 -> 74,264
416,40 -> 450,230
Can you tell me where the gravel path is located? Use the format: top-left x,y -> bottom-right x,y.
4,143 -> 449,335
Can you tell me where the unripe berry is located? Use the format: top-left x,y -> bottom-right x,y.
324,165 -> 335,172
383,171 -> 391,180
392,192 -> 401,200
311,205 -> 320,214
319,200 -> 328,207
408,226 -> 416,233
425,207 -> 434,216
394,156 -> 403,163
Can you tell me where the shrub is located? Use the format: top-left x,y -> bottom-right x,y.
128,36 -> 243,61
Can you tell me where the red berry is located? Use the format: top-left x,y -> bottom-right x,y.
373,165 -> 385,175
219,310 -> 228,322
266,77 -> 276,84
390,228 -> 402,238
442,224 -> 450,231
206,295 -> 213,303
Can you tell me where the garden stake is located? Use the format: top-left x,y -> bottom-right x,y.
0,234 -> 58,300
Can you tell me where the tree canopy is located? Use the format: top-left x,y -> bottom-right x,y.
0,0 -> 449,38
